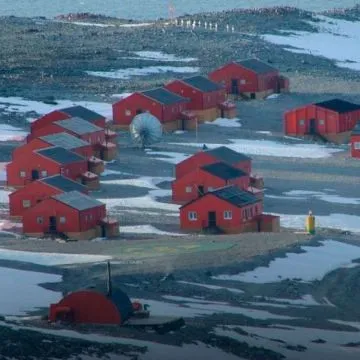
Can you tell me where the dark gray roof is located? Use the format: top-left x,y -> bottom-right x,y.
36,146 -> 85,164
181,75 -> 222,92
60,105 -> 105,122
315,99 -> 360,113
40,175 -> 87,193
205,146 -> 251,164
55,117 -> 103,135
235,59 -> 277,74
212,186 -> 259,207
40,132 -> 90,150
352,121 -> 360,135
142,87 -> 188,105
201,162 -> 247,180
52,190 -> 104,211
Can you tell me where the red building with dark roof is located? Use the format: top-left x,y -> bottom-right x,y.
172,161 -> 249,204
284,99 -> 360,144
6,146 -> 98,189
9,175 -> 88,218
22,190 -> 118,240
165,75 -> 236,122
112,87 -> 189,131
209,58 -> 289,99
31,105 -> 106,132
350,122 -> 360,159
179,185 -> 277,234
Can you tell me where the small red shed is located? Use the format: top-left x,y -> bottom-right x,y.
180,185 -> 263,233
22,190 -> 112,240
6,146 -> 93,189
175,146 -> 252,180
172,161 -> 249,204
30,105 -> 106,133
112,87 -> 189,131
209,58 -> 289,99
9,175 -> 88,218
165,75 -> 236,122
284,99 -> 360,144
350,121 -> 360,159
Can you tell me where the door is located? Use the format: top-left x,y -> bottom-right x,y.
208,211 -> 217,228
101,225 -> 107,238
309,118 -> 316,134
231,79 -> 239,95
49,216 -> 57,232
136,108 -> 143,115
31,169 -> 39,180
250,93 -> 256,99
197,185 -> 204,196
220,108 -> 225,118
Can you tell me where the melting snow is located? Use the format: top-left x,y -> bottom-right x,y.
213,240 -> 360,283
205,118 -> 242,128
120,225 -> 183,236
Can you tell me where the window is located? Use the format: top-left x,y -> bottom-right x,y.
208,187 -> 214,192
240,79 -> 246,84
22,200 -> 30,208
59,216 -> 66,224
19,171 -> 26,178
181,90 -> 184,94
36,216 -> 43,224
60,168 -> 65,175
224,210 -> 232,220
319,119 -> 325,125
355,142 -> 360,150
188,211 -> 197,221
299,120 -> 305,126
185,186 -> 192,193
41,170 -> 47,178
125,110 -> 131,116
89,214 -> 93,220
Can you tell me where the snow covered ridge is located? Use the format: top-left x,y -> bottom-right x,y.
263,15 -> 360,71
213,240 -> 360,283
85,66 -> 199,80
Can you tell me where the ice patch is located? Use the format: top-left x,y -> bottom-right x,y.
100,176 -> 173,189
205,118 -> 242,128
65,21 -> 115,27
86,66 -> 199,80
120,225 -> 182,236
256,131 -> 272,135
254,295 -> 325,307
0,267 -> 61,316
266,93 -> 281,99
213,240 -> 360,283
129,51 -> 197,62
0,124 -> 28,141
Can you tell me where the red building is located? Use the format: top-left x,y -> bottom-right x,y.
350,122 -> 360,159
209,58 -> 289,99
172,161 -> 249,204
175,146 -> 252,180
165,75 -> 236,122
284,99 -> 360,144
27,117 -> 116,161
9,175 -> 88,218
22,190 -> 118,240
112,87 -> 189,131
6,146 -> 98,189
180,185 -> 267,233
31,105 -> 106,133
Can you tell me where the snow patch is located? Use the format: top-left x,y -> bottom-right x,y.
0,189 -> 11,203
129,51 -> 197,62
0,124 -> 28,141
101,176 -> 172,189
177,281 -> 244,294
65,21 -> 115,27
145,150 -> 189,164
120,225 -> 182,236
111,92 -> 133,99
205,118 -> 242,128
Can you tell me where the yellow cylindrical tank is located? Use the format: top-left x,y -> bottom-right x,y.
306,210 -> 316,234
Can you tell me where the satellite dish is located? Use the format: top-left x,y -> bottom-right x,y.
130,112 -> 163,148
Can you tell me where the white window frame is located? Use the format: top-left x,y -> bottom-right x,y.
20,171 -> 26,178
355,142 -> 360,150
36,216 -> 43,224
299,119 -> 305,126
224,210 -> 232,220
22,200 -> 31,208
41,170 -> 48,178
240,79 -> 246,85
59,216 -> 66,224
319,119 -> 325,125
188,211 -> 197,221
125,109 -> 131,116
185,186 -> 192,193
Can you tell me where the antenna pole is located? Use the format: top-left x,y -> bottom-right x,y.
106,261 -> 112,297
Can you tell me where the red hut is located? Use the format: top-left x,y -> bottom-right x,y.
6,146 -> 99,189
284,99 -> 360,144
31,105 -> 106,133
180,185 -> 265,233
9,175 -> 88,219
175,146 -> 252,179
209,58 -> 289,99
165,75 -> 236,122
350,121 -> 360,159
112,87 -> 189,131
172,162 -> 249,204
22,190 -> 117,240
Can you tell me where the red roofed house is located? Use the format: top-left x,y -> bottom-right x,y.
26,117 -> 117,161
350,122 -> 360,159
22,191 -> 119,240
165,75 -> 237,122
12,133 -> 104,175
172,162 -> 249,204
9,175 -> 88,219
284,99 -> 360,144
6,146 -> 99,190
209,58 -> 289,100
112,87 -> 190,131
180,185 -> 279,234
